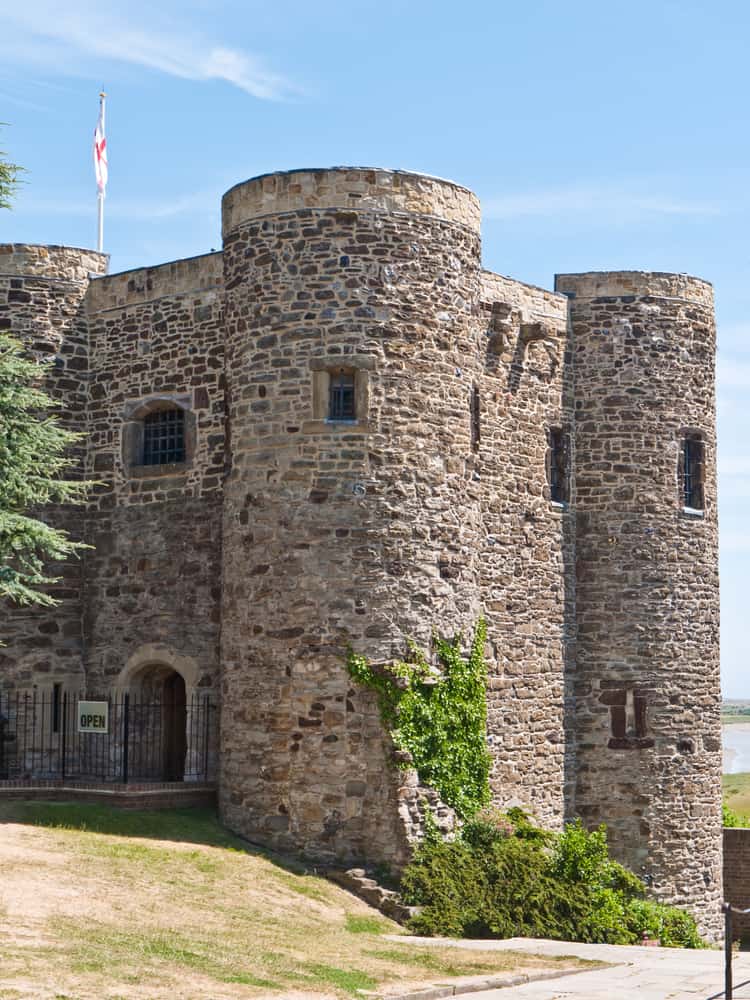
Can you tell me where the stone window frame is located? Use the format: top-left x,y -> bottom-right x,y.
545,424 -> 571,508
677,427 -> 706,518
307,355 -> 374,434
600,687 -> 655,750
122,394 -> 196,479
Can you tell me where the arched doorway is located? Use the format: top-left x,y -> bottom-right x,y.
116,646 -> 211,784
127,664 -> 188,782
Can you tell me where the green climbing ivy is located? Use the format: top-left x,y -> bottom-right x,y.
346,619 -> 491,819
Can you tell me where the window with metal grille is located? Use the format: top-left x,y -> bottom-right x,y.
548,427 -> 569,504
142,409 -> 186,465
681,435 -> 704,510
329,372 -> 356,421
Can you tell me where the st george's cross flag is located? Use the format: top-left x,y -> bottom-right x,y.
93,103 -> 108,195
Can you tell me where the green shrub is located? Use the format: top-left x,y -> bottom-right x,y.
401,814 -> 703,948
723,802 -> 742,828
462,807 -> 515,851
401,832 -> 593,940
550,820 -> 644,899
622,898 -> 703,949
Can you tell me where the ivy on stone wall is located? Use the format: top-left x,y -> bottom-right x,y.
346,619 -> 491,819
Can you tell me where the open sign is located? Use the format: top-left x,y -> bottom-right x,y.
77,701 -> 109,734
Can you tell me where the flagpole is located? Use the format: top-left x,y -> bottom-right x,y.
97,92 -> 106,253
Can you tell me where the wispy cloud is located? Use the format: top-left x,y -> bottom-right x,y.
18,188 -> 222,221
1,3 -> 297,100
0,88 -> 51,113
482,185 -> 722,224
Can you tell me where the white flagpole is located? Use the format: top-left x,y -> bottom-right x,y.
97,91 -> 106,253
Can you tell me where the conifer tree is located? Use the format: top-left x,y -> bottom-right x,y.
1,131 -> 89,608
0,126 -> 22,209
0,336 -> 90,606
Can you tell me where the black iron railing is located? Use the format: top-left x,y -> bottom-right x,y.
0,689 -> 217,784
722,902 -> 750,999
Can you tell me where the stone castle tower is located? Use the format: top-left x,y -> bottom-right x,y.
0,167 -> 722,938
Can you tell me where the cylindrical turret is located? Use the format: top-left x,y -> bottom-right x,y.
219,168 -> 485,862
555,271 -> 722,940
0,244 -> 107,685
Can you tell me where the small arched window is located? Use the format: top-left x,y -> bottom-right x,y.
142,408 -> 186,465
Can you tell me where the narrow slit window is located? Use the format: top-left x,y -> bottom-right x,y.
606,689 -> 652,748
329,372 -> 356,421
470,385 -> 480,451
143,409 -> 186,465
548,428 -> 569,504
681,435 -> 704,510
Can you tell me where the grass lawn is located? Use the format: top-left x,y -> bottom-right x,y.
724,772 -> 750,822
0,802 -> 590,999
722,714 -> 750,725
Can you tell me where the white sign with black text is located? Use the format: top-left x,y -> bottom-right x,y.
77,701 -> 109,734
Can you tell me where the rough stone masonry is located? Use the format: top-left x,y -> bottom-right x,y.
0,166 -> 722,940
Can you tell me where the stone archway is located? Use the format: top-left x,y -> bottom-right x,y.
115,646 -> 201,782
117,644 -> 200,695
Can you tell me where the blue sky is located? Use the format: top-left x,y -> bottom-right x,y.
1,0 -> 748,695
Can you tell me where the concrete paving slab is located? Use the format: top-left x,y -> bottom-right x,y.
386,935 -> 750,1000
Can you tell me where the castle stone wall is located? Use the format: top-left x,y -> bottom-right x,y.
81,253 -> 225,692
557,270 -> 722,941
0,175 -> 724,935
478,272 -> 574,828
219,168 -> 484,864
0,244 -> 107,688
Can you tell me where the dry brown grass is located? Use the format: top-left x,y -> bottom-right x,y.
0,802 -> 588,999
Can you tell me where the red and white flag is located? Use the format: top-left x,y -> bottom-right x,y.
93,102 -> 107,195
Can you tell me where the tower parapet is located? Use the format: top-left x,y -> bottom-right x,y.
556,270 -> 721,940
221,166 -> 481,236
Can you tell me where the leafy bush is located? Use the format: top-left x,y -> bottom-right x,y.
723,802 -> 742,828
400,812 -> 704,948
623,898 -> 703,949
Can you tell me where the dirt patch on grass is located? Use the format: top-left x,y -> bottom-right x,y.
0,802 -> 590,999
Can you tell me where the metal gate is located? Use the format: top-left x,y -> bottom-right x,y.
0,689 -> 217,783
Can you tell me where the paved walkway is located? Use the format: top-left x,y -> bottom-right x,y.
390,935 -> 750,999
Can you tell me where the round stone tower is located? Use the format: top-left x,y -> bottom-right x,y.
555,271 -> 722,940
219,168 -> 485,863
0,244 -> 108,688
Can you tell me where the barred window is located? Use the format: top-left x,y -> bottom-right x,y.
143,409 -> 186,465
329,372 -> 356,421
681,435 -> 704,510
548,427 -> 569,504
